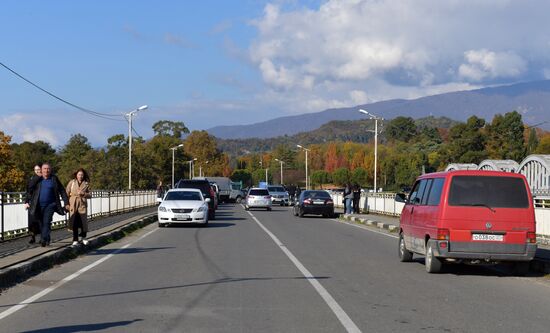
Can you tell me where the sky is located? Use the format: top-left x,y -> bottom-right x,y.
2,0 -> 550,147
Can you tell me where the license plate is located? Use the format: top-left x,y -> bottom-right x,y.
313,201 -> 324,205
472,234 -> 503,241
174,214 -> 190,219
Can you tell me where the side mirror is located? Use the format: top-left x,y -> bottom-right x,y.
205,198 -> 211,203
395,193 -> 407,203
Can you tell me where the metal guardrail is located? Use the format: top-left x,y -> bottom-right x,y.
0,190 -> 157,241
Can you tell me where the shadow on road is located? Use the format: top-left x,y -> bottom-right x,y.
88,247 -> 175,256
0,276 -> 331,308
406,258 -> 546,277
21,319 -> 143,333
163,222 -> 236,228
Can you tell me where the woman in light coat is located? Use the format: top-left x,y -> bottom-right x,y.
66,168 -> 91,245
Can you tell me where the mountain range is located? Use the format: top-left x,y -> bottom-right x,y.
208,80 -> 550,139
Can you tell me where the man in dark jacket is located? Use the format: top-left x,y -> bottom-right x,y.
24,164 -> 42,244
29,163 -> 70,247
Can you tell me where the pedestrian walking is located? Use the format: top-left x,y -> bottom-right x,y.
24,164 -> 42,244
344,183 -> 354,214
66,168 -> 91,246
156,180 -> 164,200
353,183 -> 361,214
28,163 -> 70,247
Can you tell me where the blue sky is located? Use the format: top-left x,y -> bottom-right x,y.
2,0 -> 550,146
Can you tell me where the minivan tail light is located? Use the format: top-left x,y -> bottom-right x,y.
527,232 -> 537,243
437,228 -> 450,240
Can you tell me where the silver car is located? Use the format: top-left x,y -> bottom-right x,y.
245,188 -> 272,211
267,185 -> 290,206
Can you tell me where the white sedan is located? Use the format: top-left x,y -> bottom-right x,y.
158,188 -> 210,227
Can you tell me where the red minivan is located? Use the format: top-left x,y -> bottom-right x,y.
396,170 -> 537,274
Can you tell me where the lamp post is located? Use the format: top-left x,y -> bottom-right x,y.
359,109 -> 383,193
275,158 -> 285,185
186,158 -> 197,179
297,145 -> 310,190
259,159 -> 268,184
170,144 -> 184,188
199,161 -> 209,177
125,105 -> 148,190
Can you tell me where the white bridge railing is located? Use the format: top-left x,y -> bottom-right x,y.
0,190 -> 157,240
331,192 -> 550,242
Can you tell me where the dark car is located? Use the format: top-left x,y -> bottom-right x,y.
175,179 -> 216,220
293,190 -> 335,218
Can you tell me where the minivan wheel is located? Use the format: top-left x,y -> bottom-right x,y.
425,242 -> 442,273
398,234 -> 413,262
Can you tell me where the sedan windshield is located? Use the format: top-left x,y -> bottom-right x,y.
165,191 -> 202,201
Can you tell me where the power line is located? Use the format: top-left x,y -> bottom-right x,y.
0,61 -> 125,121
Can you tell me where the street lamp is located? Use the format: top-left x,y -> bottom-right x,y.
199,161 -> 209,177
275,158 -> 285,185
359,109 -> 383,193
186,158 -> 197,179
125,104 -> 148,190
259,159 -> 268,184
170,144 -> 184,188
297,145 -> 310,190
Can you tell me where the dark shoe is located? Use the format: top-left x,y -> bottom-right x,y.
41,240 -> 47,247
29,236 -> 36,244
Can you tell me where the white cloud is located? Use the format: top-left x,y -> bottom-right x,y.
0,114 -> 60,145
458,49 -> 527,81
245,0 -> 550,115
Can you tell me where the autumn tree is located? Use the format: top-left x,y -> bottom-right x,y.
0,131 -> 25,191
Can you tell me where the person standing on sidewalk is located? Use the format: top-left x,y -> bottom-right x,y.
344,183 -> 353,215
352,183 -> 361,214
24,164 -> 42,244
66,168 -> 91,246
29,163 -> 70,247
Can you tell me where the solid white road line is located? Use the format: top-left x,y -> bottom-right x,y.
245,210 -> 362,333
329,219 -> 399,239
0,227 -> 158,321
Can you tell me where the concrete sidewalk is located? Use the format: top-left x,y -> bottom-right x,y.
0,209 -> 158,289
337,211 -> 550,274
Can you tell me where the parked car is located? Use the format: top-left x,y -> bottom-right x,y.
293,190 -> 335,218
395,170 -> 537,274
175,179 -> 216,220
158,188 -> 210,227
267,185 -> 290,206
245,188 -> 272,211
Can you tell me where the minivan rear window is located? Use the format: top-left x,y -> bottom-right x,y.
448,176 -> 529,208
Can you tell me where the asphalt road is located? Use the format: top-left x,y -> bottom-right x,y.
0,203 -> 549,332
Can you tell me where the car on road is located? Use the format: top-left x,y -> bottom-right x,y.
245,188 -> 272,211
175,179 -> 217,220
267,185 -> 290,206
158,188 -> 210,227
395,170 -> 537,274
293,190 -> 335,218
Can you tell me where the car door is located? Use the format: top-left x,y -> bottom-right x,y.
408,179 -> 429,253
400,180 -> 421,251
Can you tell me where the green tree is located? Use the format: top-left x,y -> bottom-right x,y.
183,131 -> 226,177
444,116 -> 487,163
11,140 -> 57,179
310,170 -> 331,188
526,128 -> 539,155
331,168 -> 351,186
231,169 -> 252,186
351,167 -> 369,187
485,111 -> 526,161
386,117 -> 418,142
152,120 -> 190,138
57,134 -> 94,184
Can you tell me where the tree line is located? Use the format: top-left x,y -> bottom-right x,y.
1,111 -> 549,193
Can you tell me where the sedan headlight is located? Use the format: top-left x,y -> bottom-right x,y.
193,206 -> 207,213
158,206 -> 170,212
